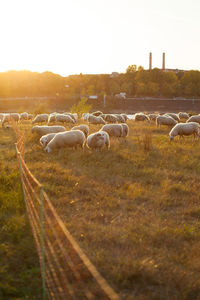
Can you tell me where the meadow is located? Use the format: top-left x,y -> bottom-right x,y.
0,127 -> 42,299
1,118 -> 200,299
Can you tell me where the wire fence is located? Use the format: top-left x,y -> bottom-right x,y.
13,122 -> 119,300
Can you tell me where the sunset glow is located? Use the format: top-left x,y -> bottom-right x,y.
0,0 -> 200,75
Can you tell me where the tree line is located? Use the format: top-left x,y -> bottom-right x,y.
0,67 -> 200,98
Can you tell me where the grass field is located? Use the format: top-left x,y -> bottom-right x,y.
2,119 -> 200,300
0,127 -> 42,299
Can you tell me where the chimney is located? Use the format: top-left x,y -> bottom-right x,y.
149,52 -> 152,70
162,52 -> 165,70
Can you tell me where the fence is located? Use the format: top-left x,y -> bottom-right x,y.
14,123 -> 119,300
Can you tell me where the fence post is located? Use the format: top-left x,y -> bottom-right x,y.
40,187 -> 46,300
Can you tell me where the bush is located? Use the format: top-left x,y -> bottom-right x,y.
70,97 -> 92,117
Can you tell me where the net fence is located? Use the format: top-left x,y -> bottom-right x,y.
13,122 -> 119,300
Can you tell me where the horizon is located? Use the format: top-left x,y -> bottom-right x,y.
1,0 -> 200,76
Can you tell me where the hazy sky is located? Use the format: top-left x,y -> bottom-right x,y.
0,0 -> 199,76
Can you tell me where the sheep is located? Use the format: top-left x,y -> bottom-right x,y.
71,124 -> 89,138
88,114 -> 106,125
98,130 -> 110,149
164,113 -> 180,122
27,114 -> 34,120
63,112 -> 77,122
148,113 -> 159,121
186,115 -> 200,124
44,130 -> 85,153
55,114 -> 75,124
10,113 -> 20,122
115,114 -> 125,123
134,113 -> 150,122
32,114 -> 49,124
120,113 -> 128,121
100,124 -> 123,138
86,132 -> 107,150
104,114 -> 118,123
91,111 -> 103,116
178,112 -> 189,120
121,123 -> 129,137
40,133 -> 57,148
20,112 -> 29,120
169,122 -> 200,140
156,115 -> 178,127
31,125 -> 66,137
48,114 -> 56,124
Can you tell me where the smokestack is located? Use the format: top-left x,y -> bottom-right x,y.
149,52 -> 152,70
162,52 -> 165,70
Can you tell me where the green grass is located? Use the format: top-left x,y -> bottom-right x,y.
0,127 -> 42,299
2,119 -> 200,299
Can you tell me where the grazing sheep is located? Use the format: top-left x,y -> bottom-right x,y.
32,114 -> 49,124
156,115 -> 178,127
55,114 -> 75,124
120,113 -> 128,121
10,113 -> 20,122
186,115 -> 200,124
98,130 -> 110,149
63,112 -> 77,122
88,114 -> 106,125
20,112 -> 29,120
100,124 -> 123,137
28,114 -> 34,120
115,114 -> 125,123
169,122 -> 200,140
121,123 -> 129,137
178,112 -> 189,120
48,114 -> 56,124
134,113 -> 150,122
45,130 -> 85,153
86,132 -> 106,150
148,113 -> 159,121
71,124 -> 89,138
40,133 -> 57,148
31,125 -> 66,137
92,111 -> 103,116
164,113 -> 180,122
104,114 -> 118,123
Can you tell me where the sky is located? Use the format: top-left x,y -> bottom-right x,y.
0,0 -> 199,76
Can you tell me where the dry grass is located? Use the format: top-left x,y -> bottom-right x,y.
5,120 -> 200,299
0,126 -> 42,299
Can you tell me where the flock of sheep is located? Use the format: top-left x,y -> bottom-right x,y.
1,110 -> 200,154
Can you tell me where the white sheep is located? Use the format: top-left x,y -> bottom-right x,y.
121,123 -> 129,137
134,113 -> 150,122
88,114 -> 106,125
164,113 -> 180,122
115,114 -> 125,123
20,112 -> 29,120
32,114 -> 49,124
71,124 -> 89,138
45,130 -> 85,153
40,133 -> 57,148
148,113 -> 159,121
10,113 -> 20,122
169,122 -> 200,140
98,130 -> 110,149
156,115 -> 177,127
178,112 -> 189,120
186,115 -> 200,124
86,132 -> 107,150
48,114 -> 56,124
31,125 -> 66,137
120,113 -> 128,121
104,114 -> 118,123
100,124 -> 123,137
55,114 -> 75,124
